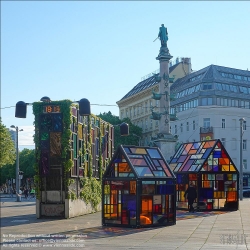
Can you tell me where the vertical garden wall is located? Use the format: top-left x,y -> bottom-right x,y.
33,100 -> 114,218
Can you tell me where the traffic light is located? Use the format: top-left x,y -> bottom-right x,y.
15,101 -> 27,118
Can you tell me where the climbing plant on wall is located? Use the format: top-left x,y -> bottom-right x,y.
33,100 -> 113,210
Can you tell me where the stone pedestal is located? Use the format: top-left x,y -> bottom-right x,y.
153,134 -> 177,162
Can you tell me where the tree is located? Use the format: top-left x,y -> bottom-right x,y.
97,112 -> 142,149
0,118 -> 15,167
19,149 -> 35,178
0,148 -> 35,186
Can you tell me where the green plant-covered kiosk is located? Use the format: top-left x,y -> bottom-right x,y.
169,139 -> 239,211
102,145 -> 176,228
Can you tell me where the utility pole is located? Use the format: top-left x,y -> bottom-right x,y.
239,118 -> 245,201
10,125 -> 23,202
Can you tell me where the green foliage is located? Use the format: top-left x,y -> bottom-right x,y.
79,178 -> 102,210
68,191 -> 77,200
19,149 -> 36,178
0,118 -> 15,167
98,111 -> 142,149
33,100 -> 73,197
0,148 -> 35,185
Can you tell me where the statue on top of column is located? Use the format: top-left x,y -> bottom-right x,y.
158,24 -> 168,47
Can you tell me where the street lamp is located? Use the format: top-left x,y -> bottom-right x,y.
132,133 -> 141,146
239,118 -> 245,201
10,125 -> 23,202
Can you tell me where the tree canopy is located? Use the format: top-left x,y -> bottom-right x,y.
97,111 -> 142,149
0,118 -> 15,167
0,148 -> 35,185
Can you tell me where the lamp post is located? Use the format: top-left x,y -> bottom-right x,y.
239,118 -> 245,201
10,125 -> 23,202
132,133 -> 141,146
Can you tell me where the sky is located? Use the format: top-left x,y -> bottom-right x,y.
1,1 -> 250,150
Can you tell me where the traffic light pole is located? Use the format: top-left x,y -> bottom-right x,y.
15,126 -> 21,202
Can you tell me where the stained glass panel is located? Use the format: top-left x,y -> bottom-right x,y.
52,114 -> 63,132
146,148 -> 161,158
50,132 -> 61,157
129,158 -> 147,166
134,166 -> 153,177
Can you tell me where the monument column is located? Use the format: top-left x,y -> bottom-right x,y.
152,24 -> 177,161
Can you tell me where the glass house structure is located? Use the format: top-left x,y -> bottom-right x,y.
102,145 -> 176,228
169,139 -> 239,211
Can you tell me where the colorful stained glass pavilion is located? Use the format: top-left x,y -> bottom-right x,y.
169,139 -> 239,211
102,145 -> 176,228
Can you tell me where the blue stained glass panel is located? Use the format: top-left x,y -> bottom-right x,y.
174,163 -> 183,172
171,158 -> 177,163
153,171 -> 166,177
192,142 -> 201,149
123,147 -> 131,154
157,184 -> 174,194
202,149 -> 212,159
153,159 -> 160,167
200,188 -> 213,199
134,166 -> 153,176
189,165 -> 198,171
146,149 -> 161,158
52,114 -> 63,132
213,166 -> 219,171
213,151 -> 222,158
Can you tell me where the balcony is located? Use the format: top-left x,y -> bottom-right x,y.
200,126 -> 213,133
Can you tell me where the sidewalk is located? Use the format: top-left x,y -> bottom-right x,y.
1,198 -> 249,249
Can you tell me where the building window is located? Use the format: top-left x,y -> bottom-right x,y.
186,122 -> 189,131
134,107 -> 136,116
243,140 -> 247,150
156,100 -> 159,107
217,98 -> 221,106
145,102 -> 147,113
130,109 -> 132,117
243,159 -> 247,170
201,98 -> 212,106
203,83 -> 212,90
180,123 -> 183,132
175,125 -> 177,134
243,121 -> 246,130
170,126 -> 171,134
150,119 -> 153,128
221,138 -> 226,147
126,110 -> 128,117
193,120 -> 195,130
222,119 -> 226,129
203,118 -> 210,128
145,118 -> 148,129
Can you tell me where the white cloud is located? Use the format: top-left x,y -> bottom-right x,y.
18,125 -> 35,146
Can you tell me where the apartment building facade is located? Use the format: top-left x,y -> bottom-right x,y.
117,63 -> 250,181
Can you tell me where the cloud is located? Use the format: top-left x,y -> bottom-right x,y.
18,126 -> 35,146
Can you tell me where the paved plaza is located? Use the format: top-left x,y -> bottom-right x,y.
0,195 -> 249,250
